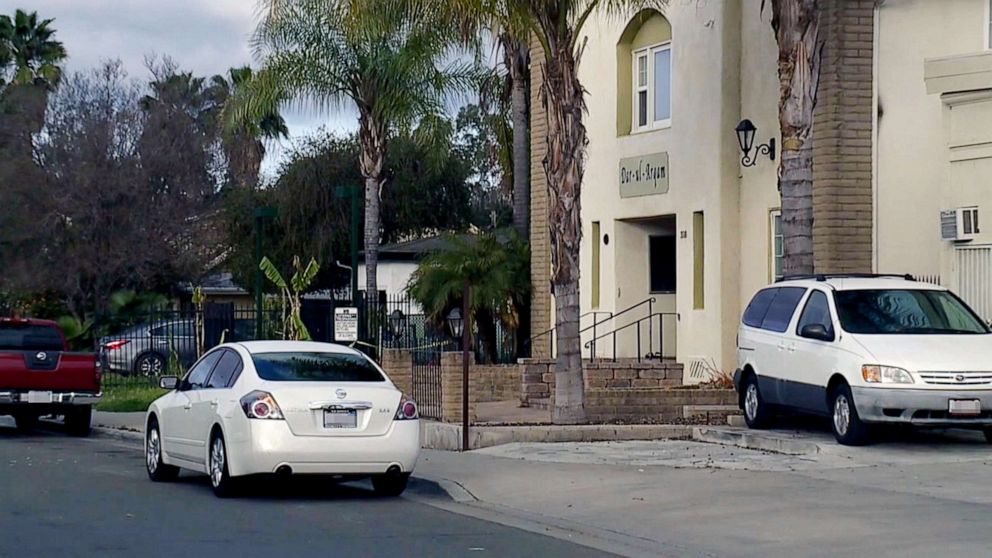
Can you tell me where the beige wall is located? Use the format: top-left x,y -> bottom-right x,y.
876,0 -> 987,279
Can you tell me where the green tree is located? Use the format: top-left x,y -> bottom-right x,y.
260,255 -> 320,341
229,0 -> 476,303
210,66 -> 289,189
766,0 -> 822,275
408,232 -> 530,363
416,0 -> 665,424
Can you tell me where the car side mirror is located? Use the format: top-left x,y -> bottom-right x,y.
800,324 -> 834,342
159,376 -> 179,390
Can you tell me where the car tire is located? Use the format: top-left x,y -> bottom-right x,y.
741,373 -> 774,429
371,472 -> 410,497
830,383 -> 871,446
209,432 -> 239,498
13,412 -> 38,431
64,406 -> 92,437
134,352 -> 166,377
983,427 -> 992,444
146,420 -> 180,482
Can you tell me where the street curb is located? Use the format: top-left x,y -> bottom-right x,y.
421,421 -> 693,451
92,426 -> 144,445
691,426 -> 822,455
411,473 -> 478,503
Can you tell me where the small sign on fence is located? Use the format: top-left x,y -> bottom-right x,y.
334,307 -> 358,342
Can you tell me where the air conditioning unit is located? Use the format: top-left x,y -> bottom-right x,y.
941,207 -> 980,241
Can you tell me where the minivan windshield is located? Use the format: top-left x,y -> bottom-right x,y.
834,289 -> 990,335
251,352 -> 385,382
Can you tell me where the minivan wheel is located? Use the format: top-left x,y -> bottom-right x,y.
741,374 -> 773,429
831,383 -> 871,446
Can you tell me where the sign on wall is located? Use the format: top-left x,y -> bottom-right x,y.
620,152 -> 669,198
334,307 -> 358,342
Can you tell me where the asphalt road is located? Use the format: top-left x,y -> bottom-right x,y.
0,421 -> 613,558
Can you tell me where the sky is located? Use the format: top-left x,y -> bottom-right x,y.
1,0 -> 356,174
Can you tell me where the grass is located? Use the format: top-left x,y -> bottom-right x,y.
97,384 -> 168,412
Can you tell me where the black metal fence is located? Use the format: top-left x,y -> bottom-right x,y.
96,293 -> 522,390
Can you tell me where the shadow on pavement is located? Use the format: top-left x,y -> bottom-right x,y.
768,411 -> 989,446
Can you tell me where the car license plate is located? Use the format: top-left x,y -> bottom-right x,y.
26,391 -> 53,404
323,409 -> 357,428
949,399 -> 982,416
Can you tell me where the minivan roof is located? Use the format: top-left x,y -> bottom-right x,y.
774,275 -> 946,292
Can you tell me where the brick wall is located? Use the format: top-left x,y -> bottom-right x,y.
811,0 -> 875,273
529,35 -> 552,358
520,359 -> 684,405
473,364 -> 521,403
380,349 -> 412,396
585,388 -> 737,423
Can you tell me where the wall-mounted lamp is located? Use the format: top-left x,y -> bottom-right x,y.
735,119 -> 776,168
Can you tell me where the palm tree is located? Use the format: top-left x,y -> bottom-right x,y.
408,232 -> 530,363
211,67 -> 289,190
766,0 -> 822,275
416,0 -> 663,424
0,9 -> 67,151
0,9 -> 66,88
229,0 -> 476,303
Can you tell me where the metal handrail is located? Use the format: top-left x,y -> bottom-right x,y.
524,297 -> 659,357
584,311 -> 678,362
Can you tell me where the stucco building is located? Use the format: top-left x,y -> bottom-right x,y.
529,0 -> 992,381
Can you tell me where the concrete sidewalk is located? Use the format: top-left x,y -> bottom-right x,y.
416,431 -> 992,558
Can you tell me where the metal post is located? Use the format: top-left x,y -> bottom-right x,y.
648,299 -> 654,356
461,280 -> 471,452
254,214 -> 263,339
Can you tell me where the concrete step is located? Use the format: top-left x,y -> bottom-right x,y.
692,426 -> 823,455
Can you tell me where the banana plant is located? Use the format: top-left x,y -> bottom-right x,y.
259,255 -> 319,341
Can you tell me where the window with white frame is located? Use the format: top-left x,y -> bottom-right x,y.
988,0 -> 992,48
632,42 -> 671,132
770,210 -> 783,281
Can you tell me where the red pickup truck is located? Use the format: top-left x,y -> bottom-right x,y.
0,317 -> 101,436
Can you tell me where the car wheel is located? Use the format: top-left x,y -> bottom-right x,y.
741,374 -> 773,429
371,472 -> 410,497
983,427 -> 992,444
64,406 -> 92,437
209,433 -> 239,498
13,412 -> 38,431
146,420 -> 180,482
135,353 -> 166,377
831,383 -> 871,446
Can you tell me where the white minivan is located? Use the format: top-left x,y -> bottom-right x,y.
734,274 -> 992,445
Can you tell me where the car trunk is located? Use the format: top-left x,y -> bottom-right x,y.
264,381 -> 401,437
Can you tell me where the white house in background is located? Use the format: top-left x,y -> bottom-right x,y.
527,0 -> 992,382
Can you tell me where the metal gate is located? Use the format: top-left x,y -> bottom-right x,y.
411,335 -> 456,420
957,245 -> 992,322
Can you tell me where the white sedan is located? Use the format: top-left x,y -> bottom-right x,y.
144,341 -> 420,497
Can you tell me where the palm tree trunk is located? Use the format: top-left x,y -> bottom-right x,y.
770,0 -> 822,276
541,37 -> 587,425
505,36 -> 530,239
358,110 -> 386,304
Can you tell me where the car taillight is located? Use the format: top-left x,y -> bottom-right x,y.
395,396 -> 418,421
103,340 -> 129,350
240,391 -> 284,420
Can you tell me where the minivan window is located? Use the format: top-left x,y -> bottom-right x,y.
834,289 -> 990,335
797,290 -> 834,337
252,352 -> 385,382
760,287 -> 807,333
743,289 -> 778,328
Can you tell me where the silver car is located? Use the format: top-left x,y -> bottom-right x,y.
100,320 -> 198,376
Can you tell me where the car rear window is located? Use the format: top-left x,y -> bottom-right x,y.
251,352 -> 385,382
0,324 -> 64,351
760,287 -> 807,332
